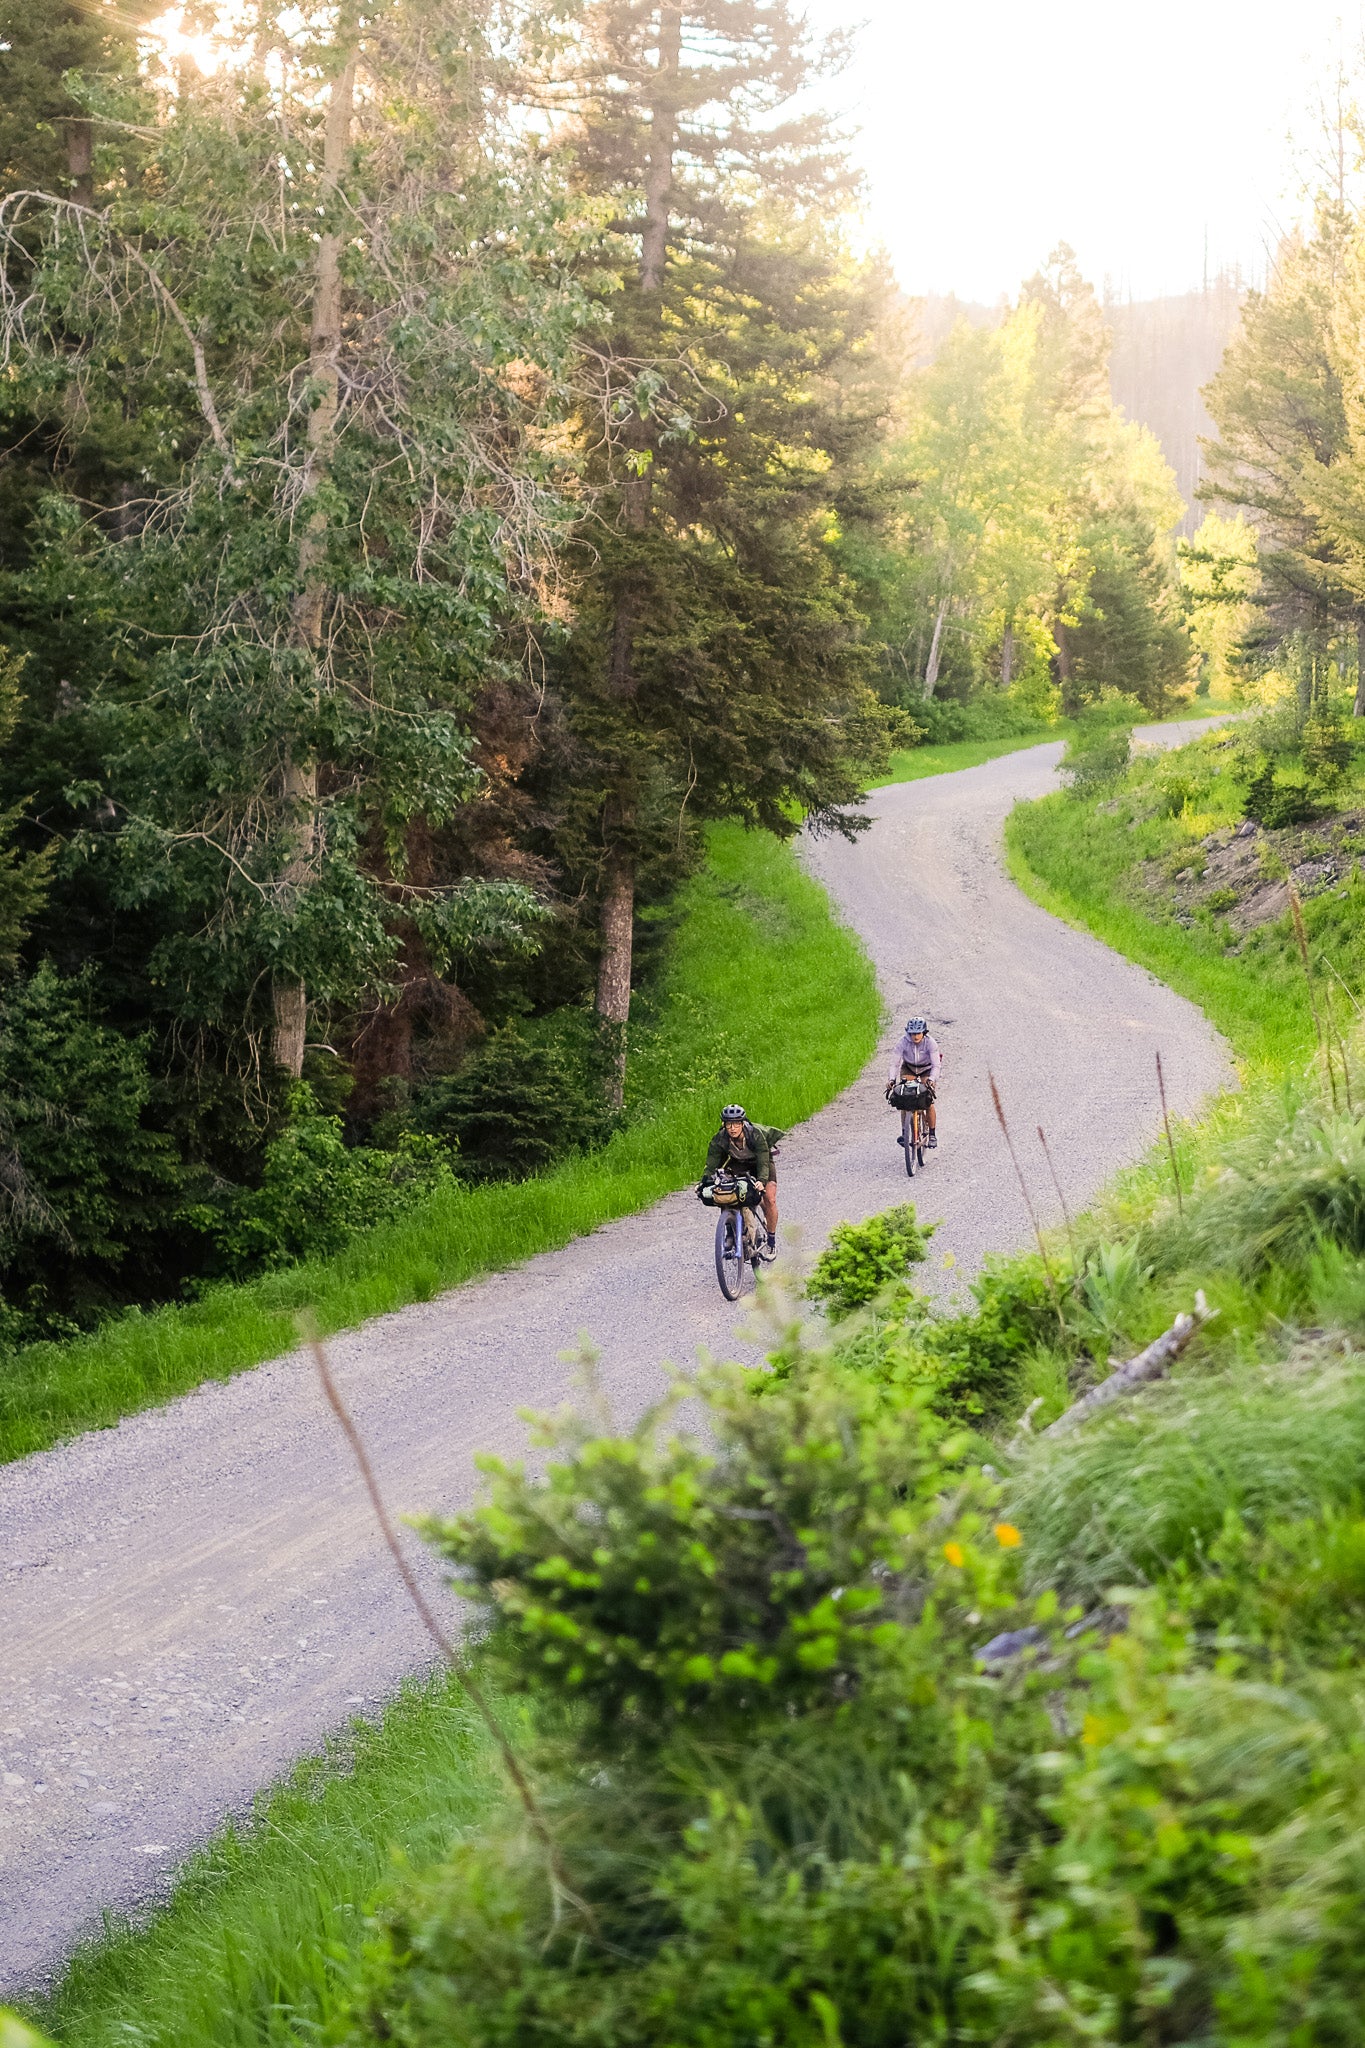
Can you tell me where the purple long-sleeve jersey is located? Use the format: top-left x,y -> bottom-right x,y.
888,1030 -> 941,1083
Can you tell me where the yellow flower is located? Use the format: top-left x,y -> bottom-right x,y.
942,1541 -> 965,1568
993,1522 -> 1023,1549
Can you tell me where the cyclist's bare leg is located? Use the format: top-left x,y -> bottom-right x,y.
762,1181 -> 778,1237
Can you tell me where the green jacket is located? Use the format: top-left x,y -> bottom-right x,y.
704,1121 -> 774,1184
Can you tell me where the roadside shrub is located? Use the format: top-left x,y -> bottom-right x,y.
911,694 -> 1050,745
200,1088 -> 456,1278
0,963 -> 183,1333
424,1366 -> 1012,1756
806,1203 -> 932,1319
1303,704 -> 1355,782
1058,721 -> 1132,799
359,1369 -> 1041,2045
397,1013 -> 616,1183
803,1244 -> 1063,1427
1242,757 -> 1318,828
358,1348 -> 1365,2048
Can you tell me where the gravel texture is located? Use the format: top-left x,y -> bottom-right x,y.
0,721 -> 1234,1989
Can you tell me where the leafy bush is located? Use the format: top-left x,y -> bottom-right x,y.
356,1354 -> 1365,2047
201,1090 -> 456,1278
0,963 -> 183,1333
806,1202 -> 932,1319
1242,757 -> 1318,828
1058,720 -> 1132,798
801,1240 -> 1063,1428
910,694 -> 1052,745
360,1369 -> 1042,2044
394,1013 -> 617,1184
1303,705 -> 1355,782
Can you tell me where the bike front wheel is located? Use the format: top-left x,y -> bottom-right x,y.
715,1211 -> 744,1299
902,1107 -> 917,1177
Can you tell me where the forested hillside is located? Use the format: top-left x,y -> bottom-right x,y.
1107,275 -> 1245,529
0,0 -> 1192,1349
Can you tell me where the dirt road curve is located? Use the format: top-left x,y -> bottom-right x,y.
0,720 -> 1234,1988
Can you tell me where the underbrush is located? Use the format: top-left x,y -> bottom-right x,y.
0,823 -> 879,1464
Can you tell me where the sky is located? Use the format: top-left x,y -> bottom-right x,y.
802,0 -> 1365,305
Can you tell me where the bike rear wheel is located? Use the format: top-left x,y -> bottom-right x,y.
715,1211 -> 744,1299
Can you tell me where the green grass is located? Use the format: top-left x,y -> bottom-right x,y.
1003,768 -> 1361,1076
870,727 -> 1065,786
0,821 -> 880,1466
27,1677 -> 505,2048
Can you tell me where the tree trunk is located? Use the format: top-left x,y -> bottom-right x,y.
593,3 -> 681,1087
271,48 -> 356,1078
596,851 -> 634,1109
1356,618 -> 1365,718
1000,615 -> 1014,689
923,596 -> 948,697
66,118 -> 93,206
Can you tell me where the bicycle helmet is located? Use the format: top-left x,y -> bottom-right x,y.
721,1103 -> 747,1122
905,1017 -> 928,1035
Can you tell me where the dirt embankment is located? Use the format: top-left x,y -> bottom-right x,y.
1138,808 -> 1365,947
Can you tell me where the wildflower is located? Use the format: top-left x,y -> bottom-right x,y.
993,1522 -> 1022,1548
942,1541 -> 965,1568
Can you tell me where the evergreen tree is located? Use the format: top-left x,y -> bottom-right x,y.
1202,212 -> 1362,710
552,0 -> 891,1099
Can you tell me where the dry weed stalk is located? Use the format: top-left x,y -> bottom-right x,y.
1154,1050 -> 1183,1215
1036,1125 -> 1078,1267
988,1072 -> 1063,1329
305,1322 -> 596,1932
1289,887 -> 1340,1111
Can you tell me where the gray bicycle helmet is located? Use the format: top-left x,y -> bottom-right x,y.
721,1103 -> 747,1122
905,1017 -> 928,1034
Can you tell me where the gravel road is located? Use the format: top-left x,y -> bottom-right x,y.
0,720 -> 1235,1989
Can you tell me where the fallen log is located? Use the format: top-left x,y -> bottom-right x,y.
1042,1291 -> 1216,1437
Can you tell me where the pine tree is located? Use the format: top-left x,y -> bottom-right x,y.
553,0 -> 889,1100
1202,212 -> 1362,707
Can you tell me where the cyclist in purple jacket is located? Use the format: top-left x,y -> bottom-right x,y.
885,1017 -> 941,1148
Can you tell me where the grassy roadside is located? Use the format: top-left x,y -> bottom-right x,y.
32,1678 -> 506,2048
870,726 -> 1066,786
0,821 -> 879,1465
1003,722 -> 1361,1075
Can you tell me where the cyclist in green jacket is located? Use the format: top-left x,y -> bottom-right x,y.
702,1105 -> 778,1259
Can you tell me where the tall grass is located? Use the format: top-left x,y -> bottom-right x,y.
0,822 -> 879,1466
1007,1351 -> 1365,1606
32,1677 -> 505,2048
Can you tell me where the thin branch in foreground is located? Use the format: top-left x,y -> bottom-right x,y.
1036,1125 -> 1077,1268
1155,1050 -> 1183,1216
989,1072 -> 1063,1330
305,1321 -> 596,1931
